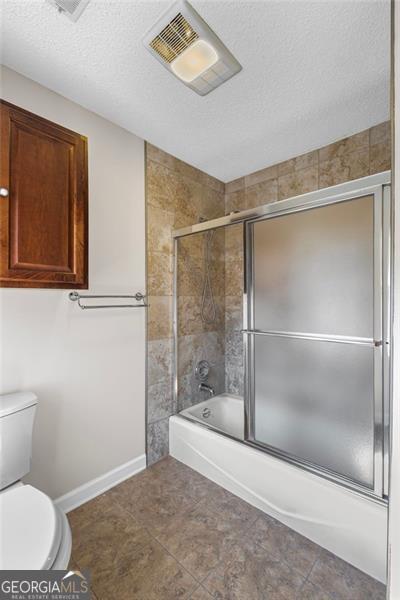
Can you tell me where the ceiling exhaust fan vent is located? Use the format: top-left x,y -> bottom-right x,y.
46,0 -> 90,22
150,13 -> 199,64
143,0 -> 242,96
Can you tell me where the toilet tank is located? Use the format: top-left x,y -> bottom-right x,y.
0,392 -> 38,490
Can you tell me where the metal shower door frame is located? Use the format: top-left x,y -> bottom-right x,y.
172,171 -> 391,502
243,176 -> 391,501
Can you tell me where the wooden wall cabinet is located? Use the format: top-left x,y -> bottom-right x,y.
0,100 -> 88,288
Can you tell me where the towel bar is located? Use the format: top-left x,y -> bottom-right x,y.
68,291 -> 147,310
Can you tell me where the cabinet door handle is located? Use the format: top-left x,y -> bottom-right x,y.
0,188 -> 9,197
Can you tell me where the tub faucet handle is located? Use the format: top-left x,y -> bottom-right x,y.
198,382 -> 215,398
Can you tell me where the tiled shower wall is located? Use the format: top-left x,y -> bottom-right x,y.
224,121 -> 391,394
146,121 -> 391,464
177,229 -> 226,411
146,143 -> 225,464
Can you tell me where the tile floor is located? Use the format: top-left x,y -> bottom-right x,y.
69,456 -> 386,600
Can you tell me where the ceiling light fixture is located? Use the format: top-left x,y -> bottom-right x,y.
143,0 -> 242,96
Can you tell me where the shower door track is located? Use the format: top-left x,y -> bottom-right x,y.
172,171 -> 392,503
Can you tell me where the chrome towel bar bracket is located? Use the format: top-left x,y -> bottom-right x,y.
69,291 -> 148,310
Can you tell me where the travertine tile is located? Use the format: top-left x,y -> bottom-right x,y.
147,418 -> 170,465
178,332 -> 225,377
274,151 -> 318,179
147,338 -> 173,385
225,294 -> 243,331
309,548 -> 386,600
226,331 -> 243,366
178,232 -> 203,260
225,259 -> 244,296
278,165 -> 318,200
202,186 -> 226,219
147,205 -> 174,255
226,177 -> 245,194
148,251 -> 173,296
178,295 -> 224,335
146,143 -> 176,170
94,539 -> 197,600
225,223 -> 244,256
203,172 -> 225,195
178,361 -> 225,409
318,129 -> 369,163
225,189 -> 246,214
246,178 -> 278,209
278,158 -> 296,176
147,160 -> 183,213
210,264 -> 226,298
319,148 -> 370,188
203,538 -> 304,600
174,178 -> 203,228
147,142 -> 224,196
245,164 -> 278,187
294,149 -> 319,171
177,252 -> 203,296
370,121 -> 390,146
148,380 -> 175,423
147,296 -> 172,341
225,362 -> 244,396
178,296 -> 204,336
177,373 -> 192,410
370,140 -> 391,174
175,156 -> 206,186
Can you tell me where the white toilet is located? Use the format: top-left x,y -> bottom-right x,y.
0,391 -> 72,569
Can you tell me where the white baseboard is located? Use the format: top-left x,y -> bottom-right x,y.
55,454 -> 146,513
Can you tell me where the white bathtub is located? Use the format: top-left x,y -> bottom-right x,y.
180,394 -> 244,439
170,393 -> 387,583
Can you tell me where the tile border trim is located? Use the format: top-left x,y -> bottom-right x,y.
55,454 -> 146,513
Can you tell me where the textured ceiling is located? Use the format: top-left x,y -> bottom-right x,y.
0,0 -> 390,182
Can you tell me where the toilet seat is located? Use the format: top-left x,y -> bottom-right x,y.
51,508 -> 72,570
0,484 -> 63,570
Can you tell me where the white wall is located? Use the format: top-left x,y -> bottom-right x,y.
0,66 -> 146,499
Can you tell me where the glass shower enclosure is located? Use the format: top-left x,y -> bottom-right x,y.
173,172 -> 391,501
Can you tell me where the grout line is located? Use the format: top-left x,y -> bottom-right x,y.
297,553 -> 338,600
149,528 -> 206,588
368,127 -> 372,175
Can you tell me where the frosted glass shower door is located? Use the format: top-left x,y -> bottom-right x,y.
246,194 -> 383,493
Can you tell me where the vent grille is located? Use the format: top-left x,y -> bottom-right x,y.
47,0 -> 90,21
150,13 -> 198,64
55,0 -> 82,14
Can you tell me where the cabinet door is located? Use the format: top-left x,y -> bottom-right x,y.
0,100 -> 88,288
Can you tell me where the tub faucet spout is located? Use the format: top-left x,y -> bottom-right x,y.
198,382 -> 215,398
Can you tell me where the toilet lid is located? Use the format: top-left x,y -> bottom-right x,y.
0,484 -> 62,570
